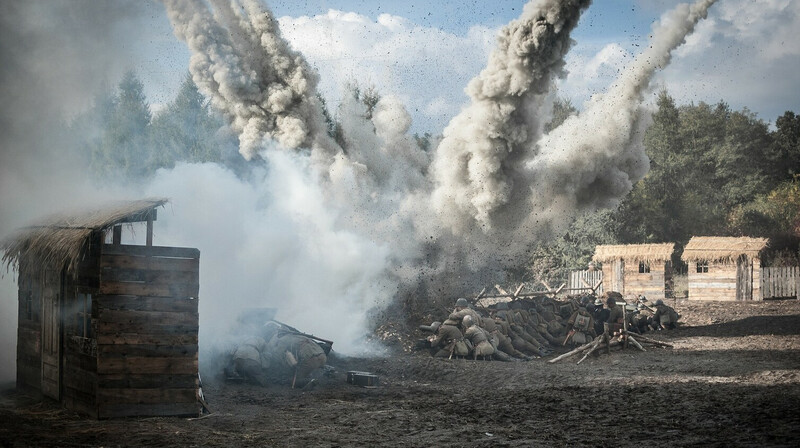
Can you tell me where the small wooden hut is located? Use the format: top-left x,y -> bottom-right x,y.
592,243 -> 676,300
681,236 -> 767,301
1,199 -> 201,418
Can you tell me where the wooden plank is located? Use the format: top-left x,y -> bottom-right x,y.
97,387 -> 197,405
688,282 -> 737,289
62,367 -> 97,395
97,356 -> 198,375
100,255 -> 199,272
63,350 -> 98,373
96,333 -> 198,345
94,295 -> 197,313
98,374 -> 198,389
99,281 -> 198,298
97,309 -> 198,326
17,326 -> 41,356
16,361 -> 41,390
112,225 -> 121,246
98,344 -> 198,358
96,321 -> 198,335
63,393 -> 98,418
102,244 -> 199,259
100,268 -> 198,285
98,402 -> 200,419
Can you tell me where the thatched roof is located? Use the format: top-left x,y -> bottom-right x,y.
681,236 -> 768,262
1,198 -> 168,274
593,243 -> 675,264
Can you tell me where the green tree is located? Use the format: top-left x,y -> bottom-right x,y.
101,69 -> 152,179
770,111 -> 800,179
149,74 -> 224,169
615,90 -> 689,243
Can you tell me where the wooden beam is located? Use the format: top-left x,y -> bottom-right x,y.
112,225 -> 121,246
146,212 -> 153,247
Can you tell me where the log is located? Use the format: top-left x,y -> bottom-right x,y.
548,336 -> 602,363
627,336 -> 646,352
576,337 -> 603,365
630,334 -> 673,347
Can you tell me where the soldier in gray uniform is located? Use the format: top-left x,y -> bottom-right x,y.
427,321 -> 469,358
462,315 -> 495,359
652,299 -> 680,330
446,297 -> 483,328
231,335 -> 270,386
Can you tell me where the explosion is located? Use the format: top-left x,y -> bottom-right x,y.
153,0 -> 719,354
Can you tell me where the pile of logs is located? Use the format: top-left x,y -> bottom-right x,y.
548,327 -> 673,365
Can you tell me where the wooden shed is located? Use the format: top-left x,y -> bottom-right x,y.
0,199 -> 201,418
592,243 -> 676,300
681,236 -> 767,301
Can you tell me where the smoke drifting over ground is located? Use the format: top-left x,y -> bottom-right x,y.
0,0 -> 717,371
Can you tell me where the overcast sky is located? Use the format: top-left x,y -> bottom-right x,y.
113,0 -> 800,135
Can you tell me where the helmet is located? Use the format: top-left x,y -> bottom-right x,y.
654,299 -> 664,306
462,315 -> 474,327
594,298 -> 603,306
455,298 -> 469,308
637,302 -> 646,310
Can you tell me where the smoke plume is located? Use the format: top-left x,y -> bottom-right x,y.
526,0 -> 718,233
430,0 -> 593,236
162,0 -> 337,160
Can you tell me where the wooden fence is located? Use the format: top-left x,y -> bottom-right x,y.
761,266 -> 799,299
567,270 -> 604,295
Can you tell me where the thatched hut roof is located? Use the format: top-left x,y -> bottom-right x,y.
1,198 -> 168,274
681,236 -> 768,262
593,243 -> 675,264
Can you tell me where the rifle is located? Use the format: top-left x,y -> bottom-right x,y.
562,329 -> 576,346
270,319 -> 334,347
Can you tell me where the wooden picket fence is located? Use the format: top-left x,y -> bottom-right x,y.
761,266 -> 800,299
567,270 -> 604,295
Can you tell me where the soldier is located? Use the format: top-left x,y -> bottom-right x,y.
230,335 -> 270,386
652,299 -> 680,330
482,315 -> 527,361
630,302 -> 653,334
606,295 -> 624,334
446,297 -> 483,328
262,322 -> 328,389
463,315 -> 494,360
591,298 -> 609,335
565,306 -> 596,346
427,321 -> 469,358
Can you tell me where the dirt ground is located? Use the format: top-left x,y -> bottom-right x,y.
2,299 -> 800,447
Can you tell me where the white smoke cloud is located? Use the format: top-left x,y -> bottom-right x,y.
162,0 -> 336,159
276,10 -> 496,134
143,159 -> 396,354
430,0 -> 594,235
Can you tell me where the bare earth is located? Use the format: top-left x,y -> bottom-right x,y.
1,299 -> 799,447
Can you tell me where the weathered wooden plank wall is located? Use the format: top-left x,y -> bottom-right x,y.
688,262 -> 740,301
761,266 -> 799,299
95,244 -> 200,419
